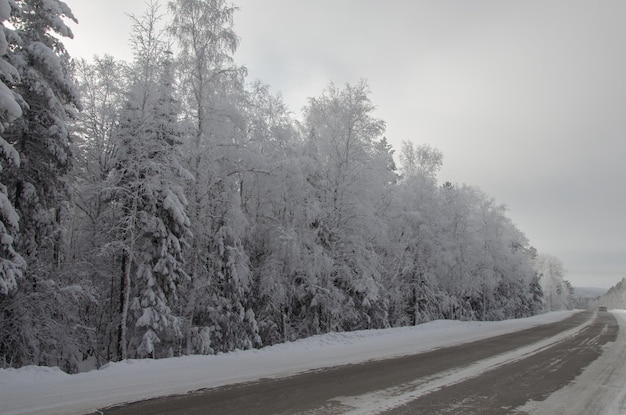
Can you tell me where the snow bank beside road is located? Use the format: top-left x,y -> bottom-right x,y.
0,311 -> 576,415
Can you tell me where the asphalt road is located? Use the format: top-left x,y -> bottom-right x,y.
98,311 -> 616,415
384,311 -> 617,414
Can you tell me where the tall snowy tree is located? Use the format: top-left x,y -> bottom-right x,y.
303,81 -> 394,331
169,0 -> 260,353
109,3 -> 192,360
62,56 -> 132,366
0,0 -> 93,372
239,82 -> 300,344
388,141 -> 446,325
2,0 -> 80,262
0,0 -> 24,295
533,253 -> 572,311
72,56 -> 128,250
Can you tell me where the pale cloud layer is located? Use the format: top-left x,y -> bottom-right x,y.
66,0 -> 626,289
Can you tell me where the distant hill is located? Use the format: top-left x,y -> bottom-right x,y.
572,287 -> 607,299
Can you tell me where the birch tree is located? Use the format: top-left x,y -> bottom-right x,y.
169,0 -> 260,353
533,253 -> 572,311
303,81 -> 394,331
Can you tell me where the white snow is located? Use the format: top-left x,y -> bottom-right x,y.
0,83 -> 23,123
0,311 -> 580,415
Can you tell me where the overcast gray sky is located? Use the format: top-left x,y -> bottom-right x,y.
65,0 -> 626,289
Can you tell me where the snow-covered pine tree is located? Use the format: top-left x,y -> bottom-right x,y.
109,4 -> 192,360
528,273 -> 545,314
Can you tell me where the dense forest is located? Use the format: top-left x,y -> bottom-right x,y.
0,0 -> 572,373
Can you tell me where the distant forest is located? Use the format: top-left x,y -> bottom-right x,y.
592,279 -> 626,310
0,0 -> 572,372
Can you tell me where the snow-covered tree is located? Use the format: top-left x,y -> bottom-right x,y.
2,0 -> 80,262
0,0 -> 94,372
0,0 -> 24,295
109,3 -> 191,360
303,81 -> 394,331
238,82 -> 302,344
388,142 -> 446,325
596,278 -> 626,310
0,0 -> 558,369
527,273 -> 545,314
62,55 -> 132,366
533,253 -> 572,311
399,141 -> 443,180
169,0 -> 261,353
72,56 -> 128,247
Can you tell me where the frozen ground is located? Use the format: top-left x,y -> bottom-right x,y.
0,310 -> 600,415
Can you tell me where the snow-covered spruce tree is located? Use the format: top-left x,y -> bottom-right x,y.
169,0 -> 260,353
109,4 -> 191,360
0,0 -> 95,371
2,0 -> 80,262
0,0 -> 24,296
527,273 -> 545,314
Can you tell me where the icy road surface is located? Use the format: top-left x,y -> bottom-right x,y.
2,310 -> 625,414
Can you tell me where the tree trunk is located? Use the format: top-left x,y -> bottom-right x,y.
117,251 -> 132,361
413,286 -> 420,326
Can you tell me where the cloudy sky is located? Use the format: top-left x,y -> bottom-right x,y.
64,0 -> 625,289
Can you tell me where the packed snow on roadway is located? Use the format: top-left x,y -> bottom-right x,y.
2,310 -> 625,415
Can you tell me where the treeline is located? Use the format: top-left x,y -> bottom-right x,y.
1,0 -> 551,372
591,278 -> 626,310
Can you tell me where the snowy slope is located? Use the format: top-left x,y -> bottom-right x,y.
0,311 -> 576,415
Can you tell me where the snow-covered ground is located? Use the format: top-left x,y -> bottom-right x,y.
0,310 -> 589,415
